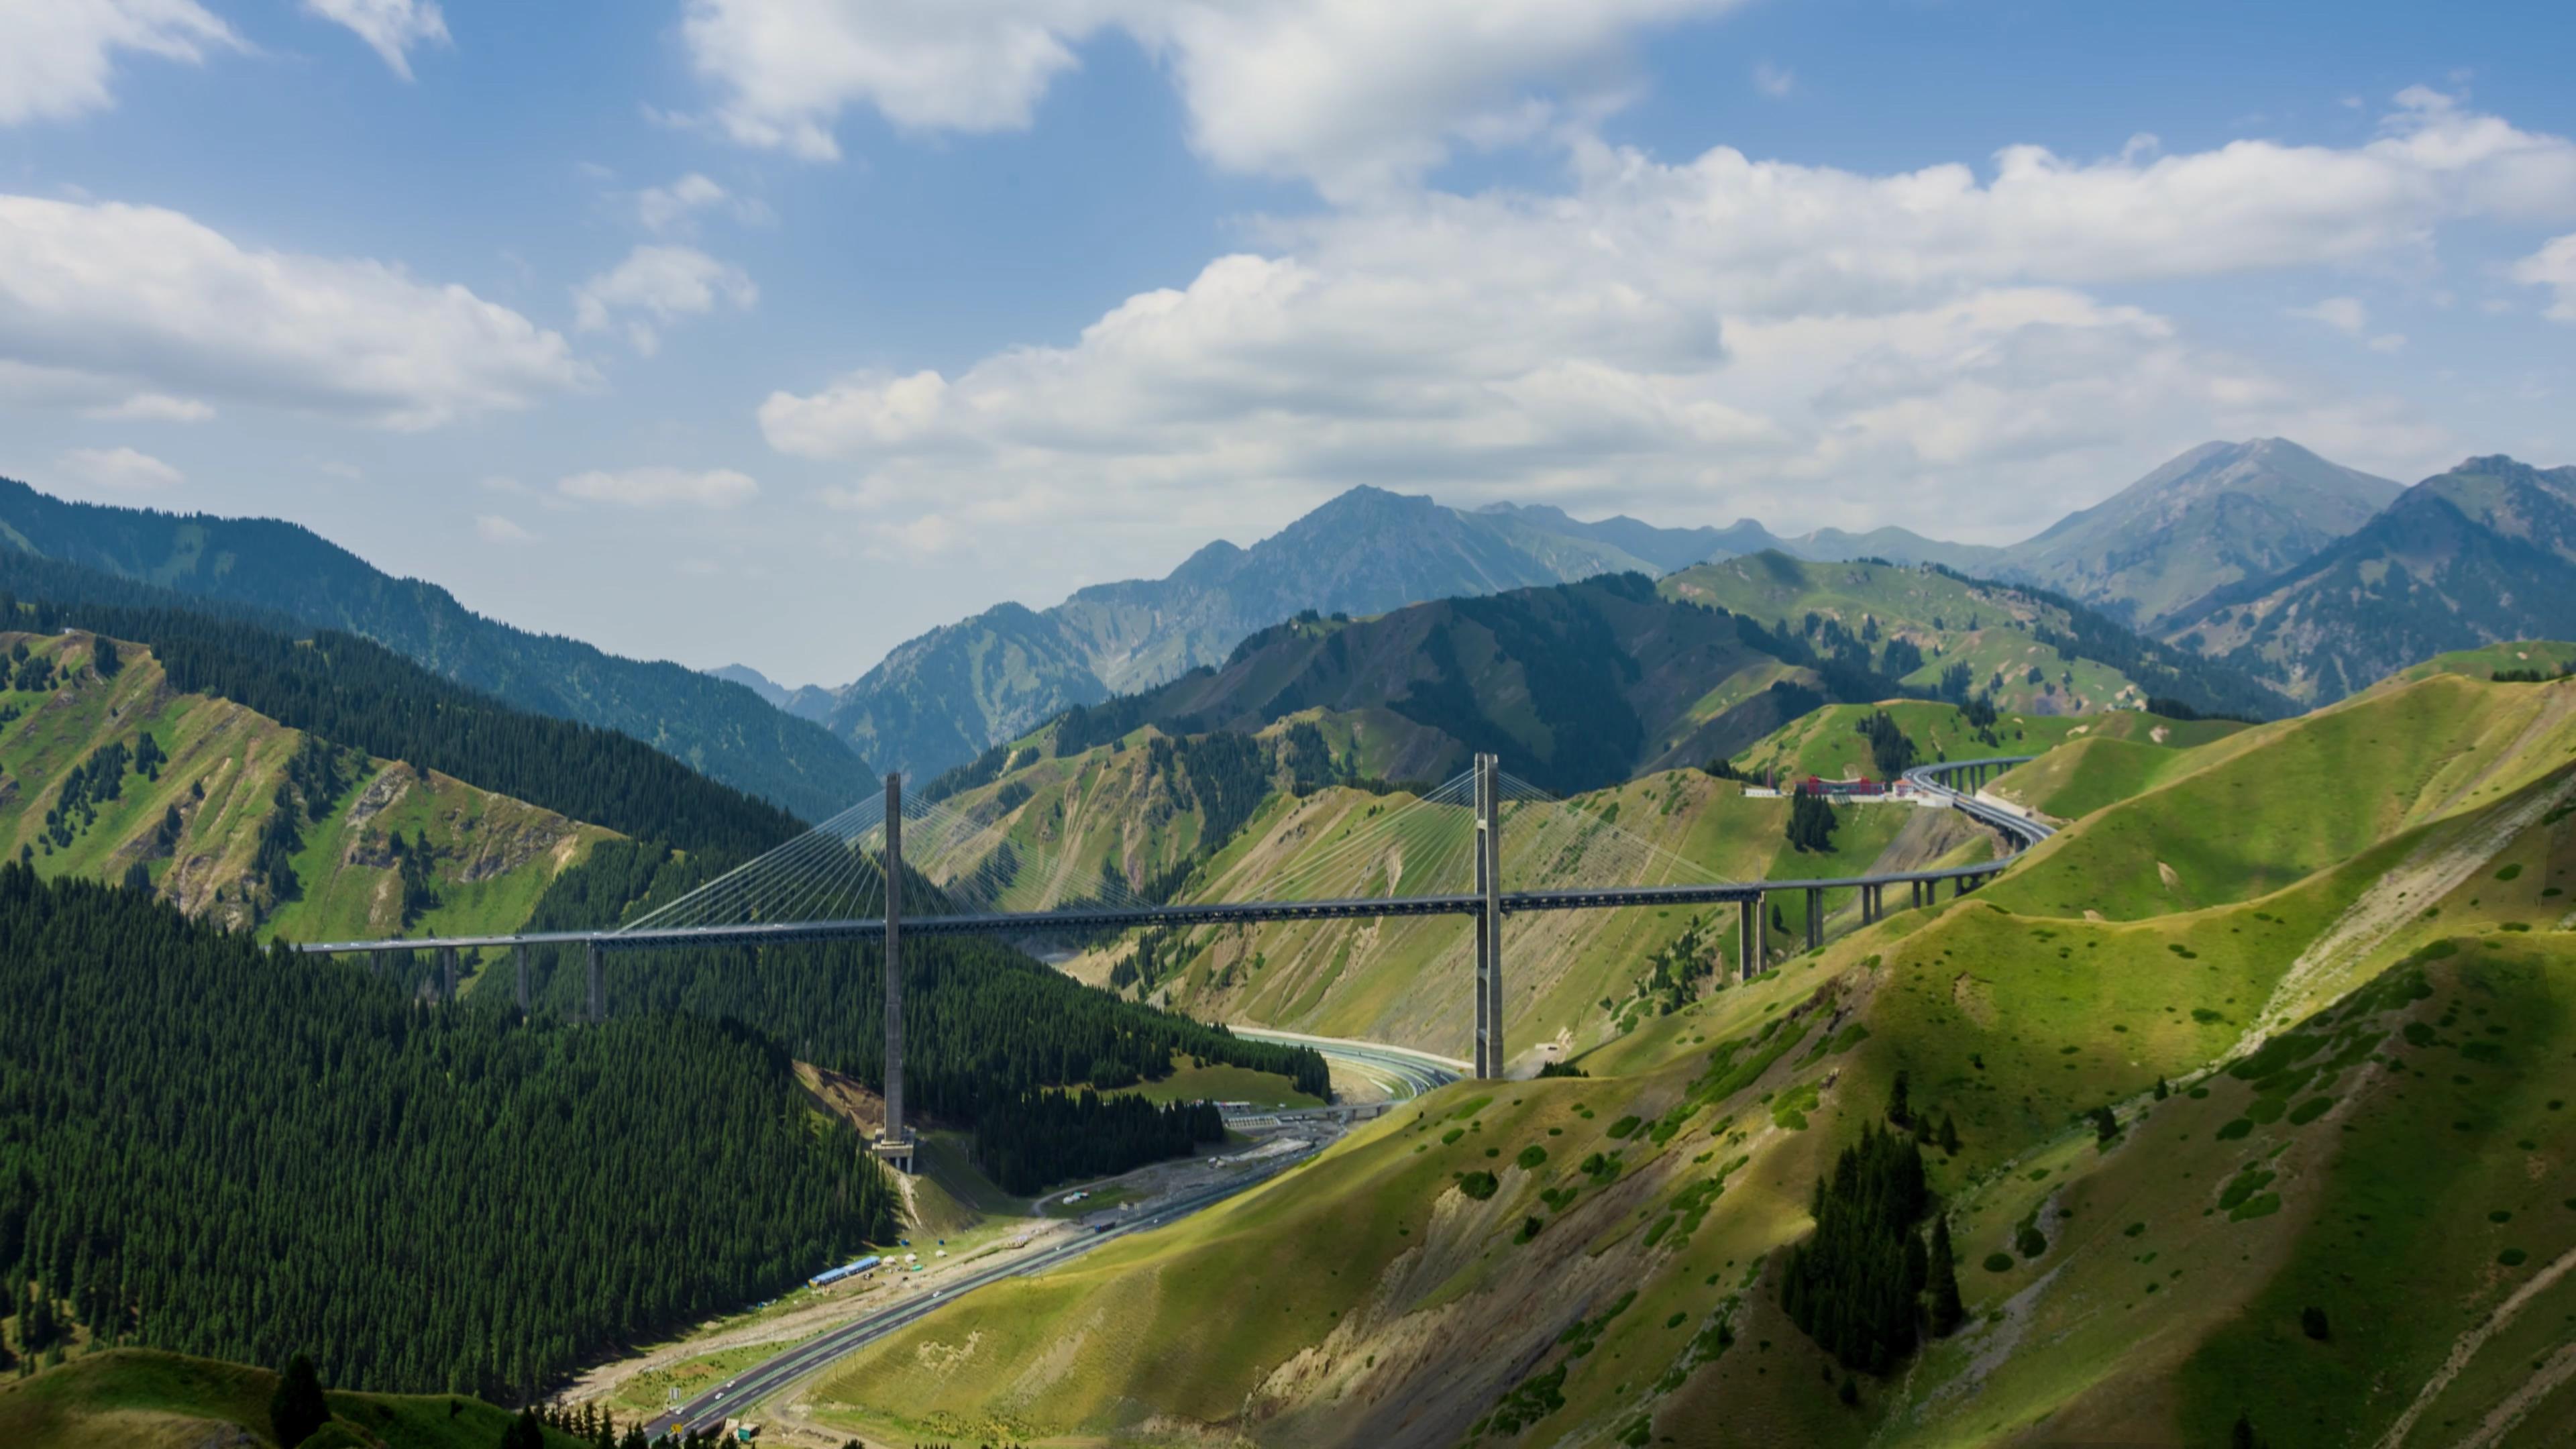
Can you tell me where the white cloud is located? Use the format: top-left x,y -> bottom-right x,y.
558,466 -> 759,508
637,173 -> 729,232
0,0 -> 241,127
2514,233 -> 2576,321
680,0 -> 1757,196
303,0 -> 449,80
763,92 -> 2569,541
2288,296 -> 2370,336
0,194 -> 592,429
475,513 -> 537,544
572,245 -> 758,355
1752,60 -> 1793,99
58,445 -> 182,492
82,391 -> 214,421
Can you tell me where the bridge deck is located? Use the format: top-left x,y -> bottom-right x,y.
297,755 -> 2046,957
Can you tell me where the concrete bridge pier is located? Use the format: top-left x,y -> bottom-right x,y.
1860,882 -> 1879,925
1472,753 -> 1504,1080
1737,894 -> 1764,980
874,772 -> 917,1173
513,944 -> 529,1012
439,945 -> 458,1004
1805,887 -> 1824,951
585,939 -> 604,1024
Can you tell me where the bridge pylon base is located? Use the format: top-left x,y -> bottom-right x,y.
870,1130 -> 916,1175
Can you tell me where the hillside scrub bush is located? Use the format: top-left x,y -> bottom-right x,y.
1457,1171 -> 1500,1201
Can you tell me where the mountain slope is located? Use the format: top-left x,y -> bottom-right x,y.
2170,455 -> 2576,703
1663,551 -> 2292,720
804,669 -> 2576,1449
820,486 -> 1694,780
1040,571 -> 1859,794
2000,437 -> 2400,626
1,629 -> 614,942
0,476 -> 869,818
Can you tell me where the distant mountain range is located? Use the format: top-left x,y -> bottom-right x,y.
2167,455 -> 2576,702
788,486 -> 1734,780
780,438 -> 2405,781
0,478 -> 871,820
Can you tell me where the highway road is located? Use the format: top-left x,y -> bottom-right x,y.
641,1144 -> 1322,1441
1233,1027 -> 1464,1102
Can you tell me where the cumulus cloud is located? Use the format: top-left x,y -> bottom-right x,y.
0,0 -> 241,127
2514,233 -> 2576,321
0,194 -> 592,429
680,0 -> 1756,196
474,513 -> 537,544
303,0 -> 449,80
82,392 -> 215,422
557,466 -> 759,508
58,445 -> 182,492
572,245 -> 757,354
761,92 -> 2567,541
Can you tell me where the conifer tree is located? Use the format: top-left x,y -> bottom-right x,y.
269,1353 -> 330,1448
1885,1070 -> 1911,1128
1927,1216 -> 1965,1336
1937,1113 -> 1961,1154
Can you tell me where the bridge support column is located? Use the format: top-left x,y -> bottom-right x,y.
439,945 -> 458,1005
585,939 -> 604,1024
1472,753 -> 1503,1080
1805,888 -> 1823,951
875,772 -> 915,1173
1737,896 -> 1760,980
1861,883 -> 1878,925
513,944 -> 529,1013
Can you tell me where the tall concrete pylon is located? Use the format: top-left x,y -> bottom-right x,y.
585,939 -> 604,1024
875,772 -> 914,1172
1472,753 -> 1503,1079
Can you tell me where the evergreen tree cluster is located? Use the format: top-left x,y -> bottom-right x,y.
1853,710 -> 1917,780
516,842 -> 1329,1129
1780,1124 -> 1960,1375
36,739 -> 131,851
0,575 -> 802,857
0,865 -> 899,1401
1786,788 -> 1839,853
971,1089 -> 1225,1195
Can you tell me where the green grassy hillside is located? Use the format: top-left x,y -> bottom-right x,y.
796,669 -> 2576,1448
1663,553 -> 2283,720
0,631 -> 612,941
2375,639 -> 2576,689
1984,672 -> 2576,920
1729,699 -> 2241,788
0,1349 -> 585,1449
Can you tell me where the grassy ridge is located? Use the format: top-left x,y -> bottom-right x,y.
1985,672 -> 2576,920
0,1348 -> 584,1449
0,633 -> 611,941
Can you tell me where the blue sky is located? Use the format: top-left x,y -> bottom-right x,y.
3,1 -> 2573,688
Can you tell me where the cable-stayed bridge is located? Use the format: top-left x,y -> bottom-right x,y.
299,754 -> 2045,1167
